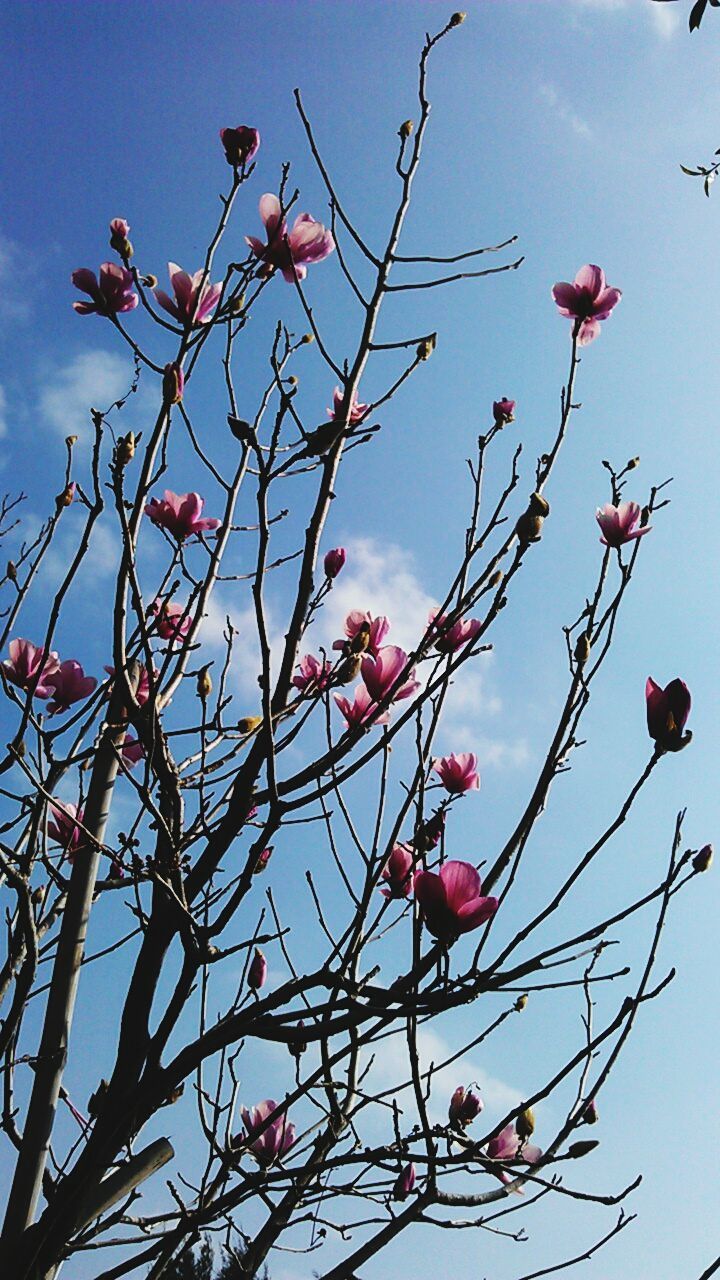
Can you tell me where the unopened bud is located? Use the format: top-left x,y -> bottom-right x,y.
287,375 -> 299,386
640,506 -> 651,528
416,334 -> 436,361
488,569 -> 503,589
516,1107 -> 535,1139
336,654 -> 362,685
399,119 -> 414,140
228,416 -> 254,443
55,482 -> 76,510
6,560 -> 17,583
515,512 -> 544,545
302,332 -> 314,344
109,218 -> 133,259
567,1139 -> 599,1159
32,884 -> 44,905
693,843 -> 713,873
528,492 -> 550,516
253,846 -> 273,874
231,292 -> 245,313
514,994 -> 528,1011
349,621 -> 372,655
290,1019 -> 308,1057
450,10 -> 467,26
626,456 -> 640,470
583,1098 -> 599,1125
162,362 -> 185,405
65,435 -> 78,448
238,715 -> 263,735
574,633 -> 591,665
196,666 -> 212,701
248,947 -> 267,991
142,274 -> 158,288
117,432 -> 136,465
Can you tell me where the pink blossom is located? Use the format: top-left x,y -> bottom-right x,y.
646,677 -> 692,752
449,1085 -> 483,1129
246,193 -> 335,284
151,599 -> 192,644
145,490 -> 221,541
596,502 -> 651,548
248,948 -> 267,991
381,844 -> 414,898
493,398 -> 515,425
328,387 -> 369,424
122,737 -> 145,767
334,685 -> 389,730
323,547 -> 346,579
393,1163 -> 416,1201
361,646 -> 419,704
162,362 -> 185,405
72,263 -> 138,315
109,218 -> 133,257
3,639 -> 60,698
44,660 -> 98,715
241,1100 -> 296,1166
220,125 -> 260,168
104,663 -> 156,708
292,653 -> 332,693
413,860 -> 498,943
433,752 -> 480,794
48,802 -> 86,860
253,846 -> 272,874
484,1123 -> 542,1185
154,262 -> 222,326
428,609 -> 481,655
333,610 -> 390,658
552,264 -> 622,347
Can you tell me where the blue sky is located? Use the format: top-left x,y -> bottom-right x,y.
2,1 -> 720,1278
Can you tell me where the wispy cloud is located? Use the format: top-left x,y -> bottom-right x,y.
649,1 -> 680,37
0,230 -> 35,325
569,0 -> 680,36
0,385 -> 7,439
539,83 -> 592,139
38,349 -> 154,440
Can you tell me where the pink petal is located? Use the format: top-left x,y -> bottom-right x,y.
259,193 -> 283,237
551,282 -> 579,314
577,318 -> 601,345
456,895 -> 499,932
574,264 -> 605,296
439,860 -> 482,911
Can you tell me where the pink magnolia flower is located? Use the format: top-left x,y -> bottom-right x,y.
220,125 -> 260,168
248,948 -> 267,991
72,263 -> 138,315
328,387 -> 369,424
493,398 -> 515,425
145,490 -> 221,541
551,264 -> 622,346
333,610 -> 390,658
428,609 -> 482,655
151,599 -> 192,644
334,685 -> 389,730
44,660 -> 97,715
48,802 -> 86,860
646,677 -> 692,752
241,1100 -> 296,1166
154,262 -> 222,326
361,646 -> 419,704
414,860 -> 498,943
246,193 -> 335,284
253,846 -> 272,874
3,639 -> 60,698
596,502 -> 651,548
109,218 -> 133,257
484,1123 -> 542,1185
122,737 -> 145,767
433,752 -> 480,794
104,663 -> 156,708
292,653 -> 332,694
381,844 -> 414,899
323,547 -> 346,579
162,362 -> 185,405
393,1163 -> 416,1201
449,1085 -> 483,1129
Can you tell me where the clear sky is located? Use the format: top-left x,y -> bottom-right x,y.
2,2 -> 720,1278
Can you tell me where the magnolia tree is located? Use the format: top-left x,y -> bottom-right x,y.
0,14 -> 709,1280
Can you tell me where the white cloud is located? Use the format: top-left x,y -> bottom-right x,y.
38,349 -> 154,440
0,230 -> 34,324
539,83 -> 591,139
0,385 -> 7,438
317,535 -> 435,657
568,0 -> 680,35
649,2 -> 680,36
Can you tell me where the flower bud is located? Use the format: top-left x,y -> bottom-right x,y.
393,1162 -> 416,1201
324,547 -> 346,580
55,482 -> 76,510
348,621 -> 372,655
116,432 -> 136,466
230,293 -> 246,314
514,993 -> 528,1011
449,1085 -> 483,1129
142,274 -> 158,288
253,846 -> 273,874
32,884 -> 44,905
640,506 -> 651,528
66,435 -> 78,448
336,653 -> 362,685
238,715 -> 263,735
693,843 -> 713,873
488,569 -> 503,589
416,334 -> 436,361
248,947 -> 267,991
492,397 -> 515,426
515,512 -> 544,544
516,1107 -> 535,1139
450,11 -> 467,26
109,218 -> 133,259
583,1098 -> 599,1125
626,456 -> 640,470
302,332 -> 314,344
289,1019 -> 308,1057
399,120 -> 414,140
288,375 -> 299,386
567,1139 -> 599,1158
219,125 -> 260,169
7,560 -> 17,583
162,362 -> 185,405
528,492 -> 550,516
574,633 -> 591,665
196,666 -> 212,701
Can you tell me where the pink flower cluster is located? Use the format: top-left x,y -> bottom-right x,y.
2,640 -> 97,715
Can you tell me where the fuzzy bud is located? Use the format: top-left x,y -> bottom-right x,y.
626,456 -> 640,470
514,993 -> 528,1011
567,1139 -> 599,1159
66,435 -> 78,448
416,334 -> 436,361
248,947 -> 267,991
324,547 -> 346,580
55,482 -> 76,510
32,884 -> 44,906
583,1098 -> 599,1125
693,843 -> 713,873
228,416 -> 254,444
528,492 -> 550,516
515,512 -> 544,544
348,621 -> 372,655
6,560 -> 17,583
574,633 -> 591,665
516,1107 -> 535,1140
488,569 -> 503,589
116,433 -> 136,466
253,846 -> 273,874
302,332 -> 314,344
142,273 -> 158,288
162,362 -> 185,405
238,715 -> 263,735
289,1019 -> 308,1057
640,506 -> 651,528
196,666 -> 212,701
230,293 -> 246,314
109,218 -> 133,259
287,375 -> 299,387
399,119 -> 414,140
450,11 -> 467,26
336,653 -> 363,685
